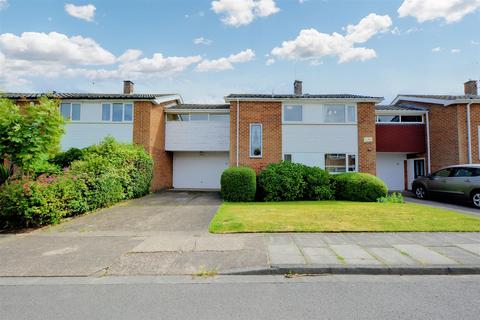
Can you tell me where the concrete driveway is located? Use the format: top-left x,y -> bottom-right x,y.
404,193 -> 480,217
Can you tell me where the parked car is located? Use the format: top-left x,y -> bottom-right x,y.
412,165 -> 480,208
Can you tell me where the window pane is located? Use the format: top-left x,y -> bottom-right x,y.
167,114 -> 180,121
401,115 -> 423,123
348,155 -> 356,172
112,103 -> 123,122
433,169 -> 451,178
347,106 -> 356,123
102,104 -> 111,121
190,113 -> 208,121
71,104 -> 81,121
324,105 -> 345,123
209,113 -> 230,122
453,168 -> 472,177
178,114 -> 190,121
377,115 -> 400,123
124,104 -> 133,121
60,103 -> 71,120
284,154 -> 292,162
325,154 -> 347,173
284,105 -> 302,121
250,124 -> 262,157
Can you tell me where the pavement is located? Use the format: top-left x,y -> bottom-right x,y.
2,191 -> 480,276
2,275 -> 480,319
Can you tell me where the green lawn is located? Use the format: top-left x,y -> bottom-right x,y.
209,201 -> 480,233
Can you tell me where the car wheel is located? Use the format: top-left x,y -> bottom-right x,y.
414,186 -> 427,199
472,192 -> 480,209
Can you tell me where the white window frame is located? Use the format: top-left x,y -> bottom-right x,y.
249,123 -> 263,158
165,112 -> 230,122
375,114 -> 424,124
323,104 -> 357,124
324,153 -> 357,173
283,105 -> 303,122
102,103 -> 134,123
60,103 -> 81,122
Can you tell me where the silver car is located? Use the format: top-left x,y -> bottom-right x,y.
412,165 -> 480,208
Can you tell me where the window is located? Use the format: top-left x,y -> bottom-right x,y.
284,154 -> 292,162
250,124 -> 262,158
432,169 -> 451,178
112,103 -> 123,122
324,105 -> 346,123
284,105 -> 302,122
60,103 -> 81,121
376,115 -> 423,123
124,104 -> 133,121
190,113 -> 209,121
401,115 -> 423,123
209,113 -> 229,122
452,168 -> 472,177
102,104 -> 111,121
167,114 -> 189,121
377,115 -> 400,123
346,105 -> 356,123
325,153 -> 356,173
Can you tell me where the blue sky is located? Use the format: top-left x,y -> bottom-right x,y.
0,0 -> 479,103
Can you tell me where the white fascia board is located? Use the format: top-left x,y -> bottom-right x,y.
375,110 -> 427,115
164,109 -> 230,113
224,97 -> 384,104
391,95 -> 450,106
153,94 -> 183,105
447,99 -> 480,105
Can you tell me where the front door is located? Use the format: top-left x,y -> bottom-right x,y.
407,158 -> 425,190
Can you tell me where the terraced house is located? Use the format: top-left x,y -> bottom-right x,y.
5,80 -> 480,192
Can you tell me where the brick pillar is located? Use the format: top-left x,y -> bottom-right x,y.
357,102 -> 376,175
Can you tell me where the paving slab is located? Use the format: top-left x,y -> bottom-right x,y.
131,235 -> 195,253
393,244 -> 458,265
266,235 -> 294,245
302,247 -> 342,265
268,244 -> 305,265
368,247 -> 418,266
433,246 -> 480,265
329,245 -> 381,265
319,234 -> 356,245
456,244 -> 480,256
292,234 -> 327,247
345,233 -> 415,247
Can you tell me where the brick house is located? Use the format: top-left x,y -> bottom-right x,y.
4,79 -> 480,192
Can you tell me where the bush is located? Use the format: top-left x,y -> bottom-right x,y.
300,165 -> 334,200
332,173 -> 388,202
0,164 -> 9,185
51,148 -> 84,168
221,167 -> 256,202
377,192 -> 404,203
258,162 -> 306,201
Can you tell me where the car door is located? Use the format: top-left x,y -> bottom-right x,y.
445,167 -> 472,197
427,168 -> 452,194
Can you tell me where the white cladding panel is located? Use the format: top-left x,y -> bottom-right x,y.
376,153 -> 406,191
166,122 -> 230,151
282,125 -> 358,154
173,152 -> 229,189
61,123 -> 133,150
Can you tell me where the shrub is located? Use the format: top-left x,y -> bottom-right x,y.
221,167 -> 256,202
300,165 -> 334,200
332,173 -> 388,202
258,162 -> 306,201
377,192 -> 404,203
51,148 -> 84,168
0,164 -> 9,185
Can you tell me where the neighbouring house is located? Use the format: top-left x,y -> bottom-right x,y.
4,79 -> 480,192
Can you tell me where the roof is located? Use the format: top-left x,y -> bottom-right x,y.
2,92 -> 177,101
376,104 -> 428,111
392,94 -> 480,106
167,103 -> 230,110
398,94 -> 480,101
225,93 -> 383,102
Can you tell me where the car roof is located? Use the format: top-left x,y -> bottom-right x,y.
442,164 -> 480,169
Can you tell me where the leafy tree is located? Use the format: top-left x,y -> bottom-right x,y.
0,97 -> 65,175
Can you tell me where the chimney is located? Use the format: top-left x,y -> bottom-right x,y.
294,80 -> 303,95
123,80 -> 134,94
464,80 -> 478,95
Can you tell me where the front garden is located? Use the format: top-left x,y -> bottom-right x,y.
0,97 -> 153,229
210,162 -> 480,233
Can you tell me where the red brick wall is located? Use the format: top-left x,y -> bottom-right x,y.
357,102 -> 376,175
133,100 -> 178,191
229,101 -> 282,173
468,103 -> 480,164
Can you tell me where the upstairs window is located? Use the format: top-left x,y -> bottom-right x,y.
324,105 -> 346,123
190,113 -> 209,121
112,103 -> 124,122
284,105 -> 303,122
102,103 -> 133,122
250,124 -> 262,158
102,104 -> 111,121
166,113 -> 229,122
376,115 -> 423,123
377,115 -> 400,123
209,114 -> 230,122
60,103 -> 81,121
124,104 -> 133,121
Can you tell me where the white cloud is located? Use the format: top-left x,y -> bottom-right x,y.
271,13 -> 392,63
266,58 -> 275,66
117,49 -> 143,63
471,40 -> 480,45
398,0 -> 480,24
0,32 -> 116,65
0,0 -> 8,10
451,48 -> 461,54
432,47 -> 442,52
119,53 -> 202,76
196,49 -> 255,72
193,37 -> 212,45
211,0 -> 279,27
64,3 -> 96,22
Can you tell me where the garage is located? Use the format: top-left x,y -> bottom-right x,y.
376,153 -> 406,191
173,152 -> 229,189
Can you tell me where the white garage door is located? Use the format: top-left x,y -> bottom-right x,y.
173,152 -> 229,189
376,153 -> 406,191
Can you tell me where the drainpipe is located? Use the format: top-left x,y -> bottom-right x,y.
467,102 -> 473,164
236,98 -> 240,167
426,111 -> 431,174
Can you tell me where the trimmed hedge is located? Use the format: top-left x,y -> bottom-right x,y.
301,165 -> 334,200
332,172 -> 388,202
221,167 -> 256,202
0,138 -> 153,229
